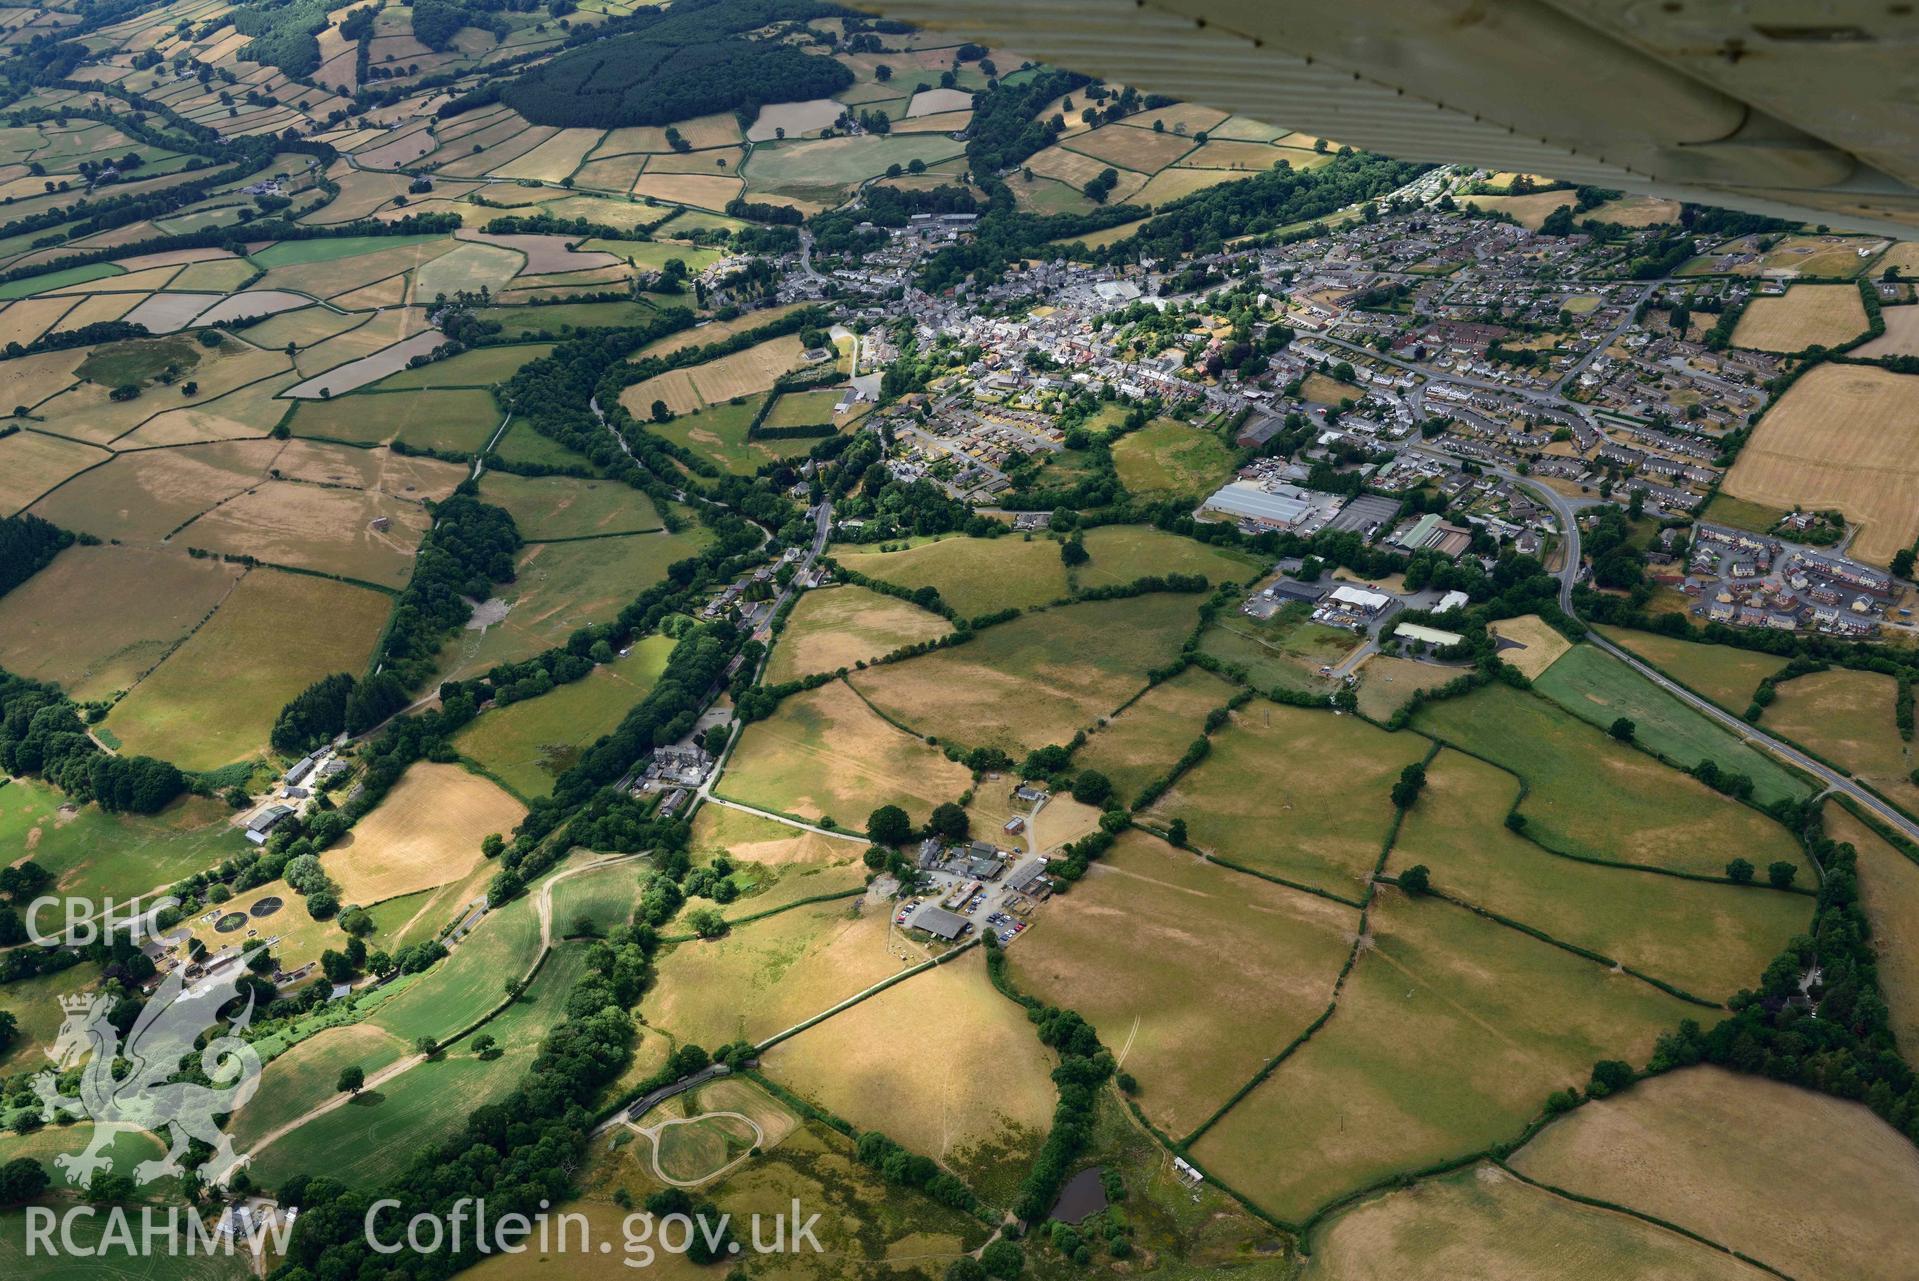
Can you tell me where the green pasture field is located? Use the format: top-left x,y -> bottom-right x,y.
761,387 -> 853,429
251,944 -> 591,1190
547,856 -> 646,939
1826,801 -> 1919,1054
1594,625 -> 1789,711
472,300 -> 657,338
434,527 -> 712,684
0,777 -> 238,907
1071,665 -> 1238,806
1189,892 -> 1699,1222
1198,601 -> 1360,694
376,342 -> 555,389
743,134 -> 967,191
1073,524 -> 1265,590
226,1021 -> 411,1154
248,234 -> 444,268
454,635 -> 674,799
1112,417 -> 1238,497
478,471 -> 661,539
763,584 -> 952,684
1009,829 -> 1358,1140
1393,750 -> 1810,1001
653,1112 -> 758,1182
648,395 -> 827,474
1414,683 -> 1807,880
104,570 -> 394,771
829,533 -> 1070,617
488,415 -> 596,469
1701,491 -> 1788,536
1147,699 -> 1425,897
681,806 -> 870,924
0,262 -> 122,299
75,333 -> 203,386
367,891 -> 543,1047
0,959 -> 102,1075
1302,1163 -> 1768,1281
290,387 -> 501,453
847,591 -> 1204,754
0,1206 -> 252,1279
719,677 -> 973,829
578,239 -> 726,273
1533,644 -> 1811,806
413,241 -> 523,301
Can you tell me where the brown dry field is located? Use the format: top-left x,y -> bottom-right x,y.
1303,1163 -> 1773,1281
1489,613 -> 1572,679
1729,283 -> 1869,352
619,333 -> 807,416
36,344 -> 291,447
1459,190 -> 1583,230
292,306 -> 432,374
0,544 -> 243,700
762,948 -> 1055,1189
1189,893 -> 1696,1221
1511,1067 -> 1919,1281
0,294 -> 77,346
631,173 -> 744,210
689,805 -> 857,869
1584,194 -> 1684,227
646,895 -> 913,1047
330,763 -> 527,904
1722,364 -> 1919,565
1763,669 -> 1919,814
571,153 -> 647,193
1131,167 -> 1249,205
891,110 -> 973,134
1353,656 -> 1460,722
719,677 -> 973,828
1176,139 -> 1296,170
629,303 -> 806,360
0,429 -> 108,513
179,480 -> 431,589
487,127 -> 602,182
30,438 -> 285,541
644,146 -> 746,176
120,369 -> 300,447
3,347 -> 89,412
1825,801 -> 1919,1055
763,585 -> 952,684
454,230 -> 617,275
270,438 -> 468,501
1027,141 -> 1135,186
1070,665 -> 1236,805
1008,830 -> 1358,1139
1063,123 -> 1196,171
254,239 -> 455,299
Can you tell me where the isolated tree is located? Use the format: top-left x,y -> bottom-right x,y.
472,1033 -> 498,1059
1398,864 -> 1431,895
1767,861 -> 1798,889
1726,857 -> 1756,885
1071,769 -> 1112,806
867,804 -> 912,845
1059,536 -> 1088,567
337,1065 -> 364,1096
650,398 -> 672,423
1165,817 -> 1188,847
1608,717 -> 1636,742
0,1156 -> 49,1205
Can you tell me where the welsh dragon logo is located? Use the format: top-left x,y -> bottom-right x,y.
34,965 -> 263,1188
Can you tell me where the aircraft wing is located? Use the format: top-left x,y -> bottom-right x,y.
863,0 -> 1919,235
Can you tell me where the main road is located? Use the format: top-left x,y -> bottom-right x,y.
1504,466 -> 1919,847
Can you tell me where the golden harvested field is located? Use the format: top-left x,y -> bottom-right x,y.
848,593 -> 1203,756
1825,801 -> 1919,1054
1595,625 -> 1787,710
1728,283 -> 1869,352
1392,750 -> 1808,1002
104,569 -> 392,770
762,948 -> 1055,1199
1071,666 -> 1237,806
619,333 -> 808,416
487,127 -> 602,182
1488,613 -> 1571,678
1010,830 -> 1358,1139
1304,1163 -> 1773,1281
631,172 -> 744,210
1854,302 -> 1919,358
1189,893 -> 1697,1222
1026,141 -> 1136,187
1064,123 -> 1197,171
720,678 -> 973,829
0,544 -> 243,701
1459,190 -> 1581,229
647,896 -> 913,1047
1511,1067 -> 1919,1281
0,428 -> 108,513
1147,700 -> 1428,898
1721,369 -> 1918,545
630,303 -> 806,360
1763,668 -> 1919,818
330,763 -> 527,904
764,585 -> 952,684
